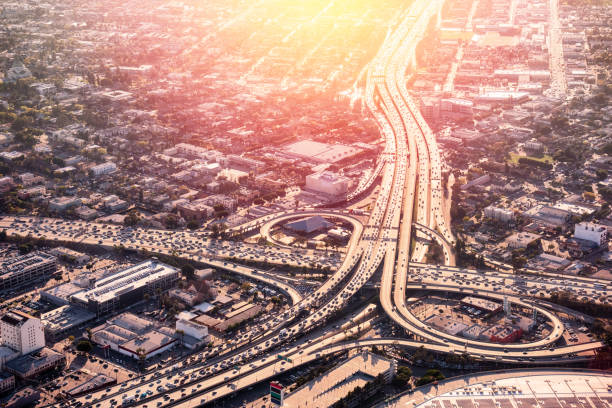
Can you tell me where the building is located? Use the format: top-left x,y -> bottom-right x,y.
71,259 -> 179,316
49,196 -> 82,213
305,171 -> 351,196
425,315 -> 469,335
41,305 -> 96,342
284,215 -> 333,234
177,200 -> 214,222
90,162 -> 117,177
74,206 -> 98,220
574,222 -> 607,246
5,347 -> 65,379
282,140 -> 364,164
49,247 -> 90,265
505,232 -> 541,249
528,253 -> 570,272
0,311 -> 45,355
0,347 -> 19,370
524,205 -> 571,227
175,317 -> 210,349
0,372 -> 15,393
461,174 -> 491,191
460,296 -> 502,316
90,313 -> 177,360
440,98 -> 474,121
0,252 -> 57,290
481,324 -> 523,343
0,177 -> 14,193
17,186 -> 45,200
484,206 -> 514,222
5,60 -> 32,83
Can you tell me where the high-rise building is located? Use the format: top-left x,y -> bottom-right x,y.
0,311 -> 45,355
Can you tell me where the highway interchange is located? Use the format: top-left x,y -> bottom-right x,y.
0,0 -> 607,406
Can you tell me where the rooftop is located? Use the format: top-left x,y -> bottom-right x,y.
71,259 -> 178,304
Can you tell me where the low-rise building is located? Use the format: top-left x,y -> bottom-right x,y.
41,305 -> 96,342
505,232 -> 541,249
49,196 -> 82,213
484,206 -> 514,222
574,222 -> 607,246
0,372 -> 15,394
91,313 -> 177,360
305,171 -> 350,196
5,348 -> 65,379
0,252 -> 57,290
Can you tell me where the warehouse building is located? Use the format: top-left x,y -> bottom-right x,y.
90,313 -> 177,360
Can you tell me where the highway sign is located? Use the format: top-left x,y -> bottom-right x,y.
270,381 -> 284,406
277,354 -> 293,363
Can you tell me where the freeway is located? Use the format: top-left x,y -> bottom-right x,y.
548,0 -> 567,98
0,216 -> 340,271
408,263 -> 612,304
6,0 -> 604,405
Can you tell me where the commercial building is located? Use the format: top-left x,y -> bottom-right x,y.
49,196 -> 82,212
5,347 -> 65,379
0,310 -> 45,355
440,98 -> 474,121
574,222 -> 607,246
284,215 -> 334,234
505,232 -> 542,249
90,162 -> 117,177
305,171 -> 351,196
71,259 -> 179,316
48,247 -> 91,265
282,140 -> 364,164
480,324 -> 523,343
0,252 -> 57,290
425,315 -> 469,335
175,317 -> 210,349
91,313 -> 177,360
460,296 -> 502,316
177,200 -> 215,222
0,372 -> 15,394
41,305 -> 96,342
484,206 -> 514,222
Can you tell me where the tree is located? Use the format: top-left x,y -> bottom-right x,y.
596,169 -> 608,181
136,347 -> 147,371
187,219 -> 199,230
181,264 -> 195,279
175,329 -> 185,345
124,210 -> 139,226
76,340 -> 92,352
393,366 -> 413,386
0,230 -> 6,242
